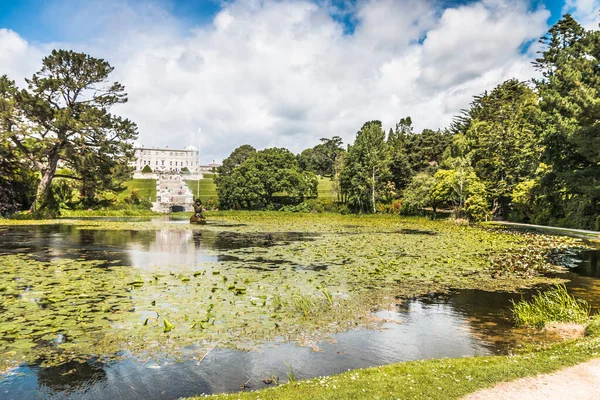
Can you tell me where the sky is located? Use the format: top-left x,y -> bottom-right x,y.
0,0 -> 599,163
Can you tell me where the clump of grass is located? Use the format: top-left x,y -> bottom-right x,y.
585,315 -> 600,337
272,294 -> 283,311
284,362 -> 296,383
320,288 -> 334,307
511,284 -> 590,328
292,294 -> 315,317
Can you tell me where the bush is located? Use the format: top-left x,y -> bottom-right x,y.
279,198 -> 349,214
205,198 -> 218,211
375,199 -> 402,214
464,195 -> 489,222
585,315 -> 600,337
511,284 -> 590,328
141,165 -> 153,173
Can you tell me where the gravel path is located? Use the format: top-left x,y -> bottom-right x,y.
463,358 -> 600,400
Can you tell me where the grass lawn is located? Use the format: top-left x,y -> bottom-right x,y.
193,337 -> 600,400
117,179 -> 157,202
185,177 -> 338,204
185,179 -> 218,203
317,177 -> 338,201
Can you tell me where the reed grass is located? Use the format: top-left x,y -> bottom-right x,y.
511,284 -> 590,328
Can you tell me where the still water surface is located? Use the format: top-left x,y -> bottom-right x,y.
0,221 -> 599,399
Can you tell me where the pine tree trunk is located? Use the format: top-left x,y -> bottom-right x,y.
30,148 -> 60,214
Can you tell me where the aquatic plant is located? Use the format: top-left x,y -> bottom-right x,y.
512,284 -> 590,328
0,213 -> 590,369
284,362 -> 296,383
321,288 -> 334,307
292,294 -> 315,318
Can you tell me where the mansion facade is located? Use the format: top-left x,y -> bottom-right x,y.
131,145 -> 201,173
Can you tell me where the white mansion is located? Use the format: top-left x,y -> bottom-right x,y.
131,145 -> 201,173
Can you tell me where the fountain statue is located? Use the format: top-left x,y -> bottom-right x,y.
190,198 -> 207,225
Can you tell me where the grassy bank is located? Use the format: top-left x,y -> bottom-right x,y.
317,177 -> 338,201
59,208 -> 160,217
117,179 -> 157,202
193,338 -> 600,400
185,178 -> 218,203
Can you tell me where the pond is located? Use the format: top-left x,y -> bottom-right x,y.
0,217 -> 598,399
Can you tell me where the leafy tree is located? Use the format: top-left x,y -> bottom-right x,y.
297,136 -> 345,177
340,121 -> 390,212
142,165 -> 153,173
218,144 -> 256,176
387,117 -> 414,191
403,157 -> 486,218
3,50 -> 137,216
0,77 -> 38,214
0,141 -> 37,215
456,79 -> 542,217
216,148 -> 317,210
388,117 -> 451,191
402,172 -> 438,214
532,14 -> 600,228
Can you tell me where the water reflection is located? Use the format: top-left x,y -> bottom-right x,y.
0,225 -> 317,270
0,294 -> 494,400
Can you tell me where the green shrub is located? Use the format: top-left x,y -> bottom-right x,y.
511,284 -> 590,328
375,199 -> 402,214
279,198 -> 349,214
141,165 -> 152,173
205,198 -> 218,211
585,315 -> 600,337
464,195 -> 489,222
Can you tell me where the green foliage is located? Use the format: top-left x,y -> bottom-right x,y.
454,79 -> 541,217
375,199 -> 403,214
530,15 -> 600,229
217,144 -> 256,176
0,137 -> 38,215
1,50 -> 137,217
297,136 -> 345,177
279,198 -> 350,214
216,148 -> 317,210
340,121 -> 390,213
401,172 -> 437,215
402,158 -> 485,218
388,117 -> 451,191
284,362 -> 296,383
463,195 -> 490,222
585,315 -> 600,337
511,284 -> 590,328
141,165 -> 153,173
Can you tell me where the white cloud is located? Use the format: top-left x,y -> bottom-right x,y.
0,0 -> 592,162
564,0 -> 600,29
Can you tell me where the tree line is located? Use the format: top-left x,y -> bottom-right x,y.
216,15 -> 599,229
0,14 -> 597,229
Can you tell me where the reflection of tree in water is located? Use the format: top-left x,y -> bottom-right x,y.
212,231 -> 317,251
414,290 -> 538,354
36,359 -> 107,394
